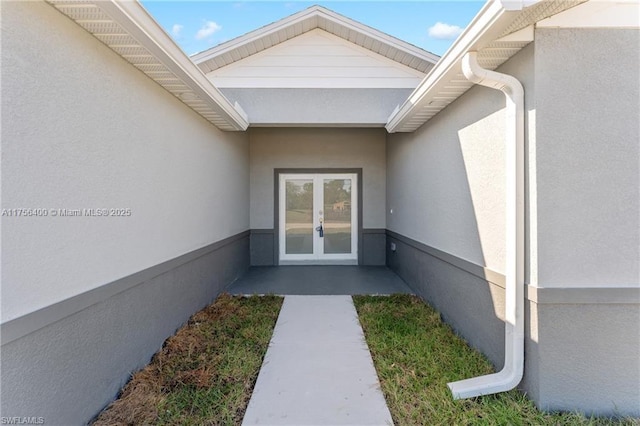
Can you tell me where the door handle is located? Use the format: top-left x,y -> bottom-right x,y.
315,224 -> 324,238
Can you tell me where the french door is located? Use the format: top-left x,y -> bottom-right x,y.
279,173 -> 358,264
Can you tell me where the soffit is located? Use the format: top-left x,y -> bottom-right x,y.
45,0 -> 249,131
387,0 -> 587,133
192,5 -> 439,76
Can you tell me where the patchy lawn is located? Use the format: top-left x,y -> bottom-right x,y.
354,294 -> 637,426
92,294 -> 282,426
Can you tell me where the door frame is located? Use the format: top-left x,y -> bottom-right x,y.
274,168 -> 363,266
278,173 -> 358,264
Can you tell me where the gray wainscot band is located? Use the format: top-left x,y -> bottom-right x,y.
386,230 -> 506,288
386,230 -> 639,305
249,228 -> 386,266
1,231 -> 250,346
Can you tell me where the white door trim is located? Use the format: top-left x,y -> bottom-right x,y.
279,173 -> 358,265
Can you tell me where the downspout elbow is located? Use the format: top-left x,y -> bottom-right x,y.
462,52 -> 524,103
447,51 -> 525,400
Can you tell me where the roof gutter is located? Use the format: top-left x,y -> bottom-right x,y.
385,0 -> 530,133
448,51 -> 525,399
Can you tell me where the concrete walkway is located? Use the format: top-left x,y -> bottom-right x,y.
242,296 -> 394,426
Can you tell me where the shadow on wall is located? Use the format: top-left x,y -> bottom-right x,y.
386,90 -> 512,369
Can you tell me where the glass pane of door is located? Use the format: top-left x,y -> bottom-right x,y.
323,178 -> 352,254
285,179 -> 314,254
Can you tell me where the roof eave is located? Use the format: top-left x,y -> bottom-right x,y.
97,1 -> 250,131
386,0 -> 523,133
386,0 -> 592,133
48,0 -> 249,131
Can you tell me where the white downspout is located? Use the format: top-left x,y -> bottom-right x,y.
447,51 -> 525,399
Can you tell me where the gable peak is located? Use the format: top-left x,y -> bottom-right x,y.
192,4 -> 438,75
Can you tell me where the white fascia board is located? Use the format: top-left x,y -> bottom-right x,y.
191,5 -> 439,66
318,8 -> 441,64
191,6 -> 322,63
98,1 -> 249,131
501,0 -> 542,10
386,0 -> 531,133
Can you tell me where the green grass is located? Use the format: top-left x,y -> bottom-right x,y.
93,293 -> 635,425
353,294 -> 638,426
92,294 -> 283,426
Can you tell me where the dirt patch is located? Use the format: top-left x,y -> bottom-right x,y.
92,294 -> 282,426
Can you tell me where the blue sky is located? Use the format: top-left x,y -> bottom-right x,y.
140,1 -> 484,57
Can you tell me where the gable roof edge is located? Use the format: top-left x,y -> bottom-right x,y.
191,5 -> 326,64
192,5 -> 439,74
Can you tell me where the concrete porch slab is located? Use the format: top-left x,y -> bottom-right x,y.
227,266 -> 412,296
242,295 -> 394,426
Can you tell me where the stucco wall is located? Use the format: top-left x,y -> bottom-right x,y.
1,234 -> 249,424
385,45 -> 534,373
387,27 -> 640,417
220,88 -> 413,127
386,44 -> 535,276
249,127 -> 386,230
520,27 -> 640,417
534,28 -> 639,288
1,1 -> 250,323
526,299 -> 640,416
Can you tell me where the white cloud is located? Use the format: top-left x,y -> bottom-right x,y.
195,21 -> 222,40
428,22 -> 463,40
171,24 -> 183,37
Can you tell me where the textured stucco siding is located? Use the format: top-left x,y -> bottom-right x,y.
387,27 -> 640,417
249,127 -> 386,230
220,88 -> 413,127
1,2 -> 251,422
524,27 -> 640,416
534,28 -> 639,288
387,44 -> 535,277
385,44 -> 534,374
525,300 -> 640,417
1,1 -> 250,322
1,235 -> 249,424
386,233 -> 507,368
